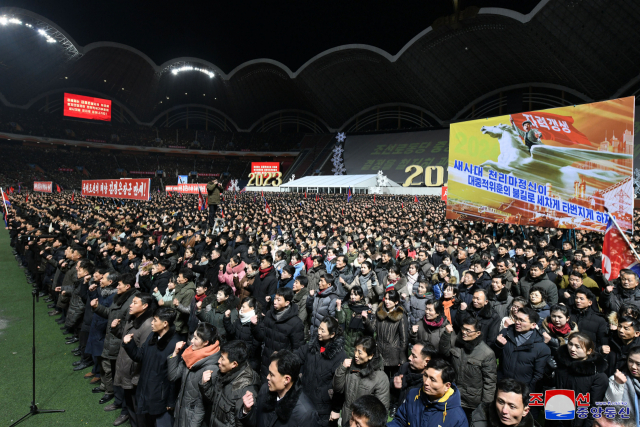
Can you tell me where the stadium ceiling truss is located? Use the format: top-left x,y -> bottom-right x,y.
1,0 -> 640,133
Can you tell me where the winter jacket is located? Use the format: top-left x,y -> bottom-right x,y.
295,336 -> 346,423
573,307 -> 609,349
61,276 -> 90,328
345,273 -> 383,307
218,261 -> 246,293
292,261 -> 306,280
391,362 -> 425,407
153,288 -> 175,305
552,345 -> 608,427
495,325 -> 551,391
292,288 -> 309,323
174,280 -> 196,335
598,283 -> 640,315
93,288 -> 139,360
307,265 -> 327,292
191,257 -> 225,294
250,267 -> 277,310
491,270 -> 515,291
234,274 -> 255,310
139,270 -> 171,294
410,315 -> 455,353
223,315 -> 262,372
475,271 -> 493,290
364,304 -> 408,367
197,298 -> 238,342
488,288 -> 513,320
439,333 -> 497,410
336,302 -> 373,357
85,286 -> 117,357
113,309 -> 154,389
307,285 -> 339,336
603,335 -> 640,377
200,362 -> 260,427
167,346 -> 220,427
252,304 -> 305,381
517,273 -> 558,305
388,384 -> 468,427
541,318 -> 579,357
404,292 -> 431,325
331,264 -> 354,297
333,354 -> 390,427
123,327 -> 181,415
238,382 -> 319,427
206,181 -> 222,205
471,401 -> 540,427
454,304 -> 501,348
605,372 -> 640,427
557,272 -> 600,295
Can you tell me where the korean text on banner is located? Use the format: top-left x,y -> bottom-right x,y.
33,181 -> 52,193
446,97 -> 634,233
251,162 -> 280,173
81,179 -> 150,200
64,93 -> 112,121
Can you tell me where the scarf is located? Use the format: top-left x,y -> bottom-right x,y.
348,303 -> 370,331
259,265 -> 273,279
274,305 -> 291,321
240,309 -> 255,325
358,272 -> 374,298
442,299 -> 455,324
386,277 -> 399,291
195,293 -> 207,302
424,315 -> 444,328
181,340 -> 220,369
547,321 -> 571,336
246,271 -> 257,278
455,334 -> 482,353
515,329 -> 534,347
406,272 -> 419,287
531,301 -> 548,310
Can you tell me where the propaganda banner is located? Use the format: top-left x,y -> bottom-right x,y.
177,184 -> 207,194
33,181 -> 52,193
446,97 -> 635,232
251,162 -> 280,173
81,179 -> 150,200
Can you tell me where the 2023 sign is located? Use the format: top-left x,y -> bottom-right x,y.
247,172 -> 283,187
402,165 -> 445,187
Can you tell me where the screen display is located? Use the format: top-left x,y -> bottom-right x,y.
64,93 -> 112,121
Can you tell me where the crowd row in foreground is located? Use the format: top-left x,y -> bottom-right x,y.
6,190 -> 640,427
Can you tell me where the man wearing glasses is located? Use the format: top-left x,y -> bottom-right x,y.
494,306 -> 550,393
439,315 -> 497,423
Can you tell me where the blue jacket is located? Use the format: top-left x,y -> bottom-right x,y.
388,384 -> 469,427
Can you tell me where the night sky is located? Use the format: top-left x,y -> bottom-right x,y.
5,0 -> 541,72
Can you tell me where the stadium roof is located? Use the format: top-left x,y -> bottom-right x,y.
1,0 -> 639,132
280,174 -> 400,189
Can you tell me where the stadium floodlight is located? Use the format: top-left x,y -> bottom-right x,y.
37,28 -> 56,43
171,65 -> 215,78
1,16 -> 22,25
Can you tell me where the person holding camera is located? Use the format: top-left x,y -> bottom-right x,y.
206,178 -> 224,230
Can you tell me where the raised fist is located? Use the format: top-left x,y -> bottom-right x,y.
601,345 -> 610,354
444,324 -> 454,334
250,315 -> 258,325
393,374 -> 404,389
202,370 -> 214,383
460,302 -> 467,311
111,318 -> 121,328
123,333 -> 134,344
343,358 -> 352,368
242,390 -> 255,412
496,334 -> 507,346
196,301 -> 203,309
412,325 -> 419,333
174,341 -> 186,355
336,300 -> 342,310
90,298 -> 98,308
614,369 -> 627,385
225,310 -> 231,318
542,331 -> 551,343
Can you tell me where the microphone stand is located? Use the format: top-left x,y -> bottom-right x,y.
10,289 -> 65,426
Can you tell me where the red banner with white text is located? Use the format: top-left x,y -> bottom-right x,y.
82,179 -> 150,200
33,181 -> 52,193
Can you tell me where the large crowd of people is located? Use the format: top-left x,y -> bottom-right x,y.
5,188 -> 640,427
0,107 -> 305,152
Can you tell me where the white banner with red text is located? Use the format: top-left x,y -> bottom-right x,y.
33,181 -> 52,193
165,184 -> 207,194
81,179 -> 150,200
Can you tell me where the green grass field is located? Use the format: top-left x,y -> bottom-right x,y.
0,227 -> 118,426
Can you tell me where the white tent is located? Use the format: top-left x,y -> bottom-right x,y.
279,174 -> 400,193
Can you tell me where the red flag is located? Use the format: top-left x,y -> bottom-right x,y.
602,216 -> 640,281
510,111 -> 591,146
315,194 -> 319,202
220,207 -> 225,218
402,202 -> 404,209
373,194 -> 376,203
304,192 -> 307,199
441,186 -> 447,202
265,201 -> 271,215
9,187 -> 14,194
71,191 -> 75,203
414,195 -> 418,203
56,184 -> 61,193
25,194 -> 28,203
341,208 -> 344,215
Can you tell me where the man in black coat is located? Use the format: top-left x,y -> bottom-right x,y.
390,341 -> 434,415
598,269 -> 640,314
122,307 -> 181,427
602,316 -> 640,376
252,287 -> 305,382
516,263 -> 559,305
238,350 -> 319,427
455,288 -> 501,347
471,260 -> 493,290
572,287 -> 609,350
495,307 -> 550,392
189,248 -> 225,294
138,260 -> 171,294
250,255 -> 278,309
